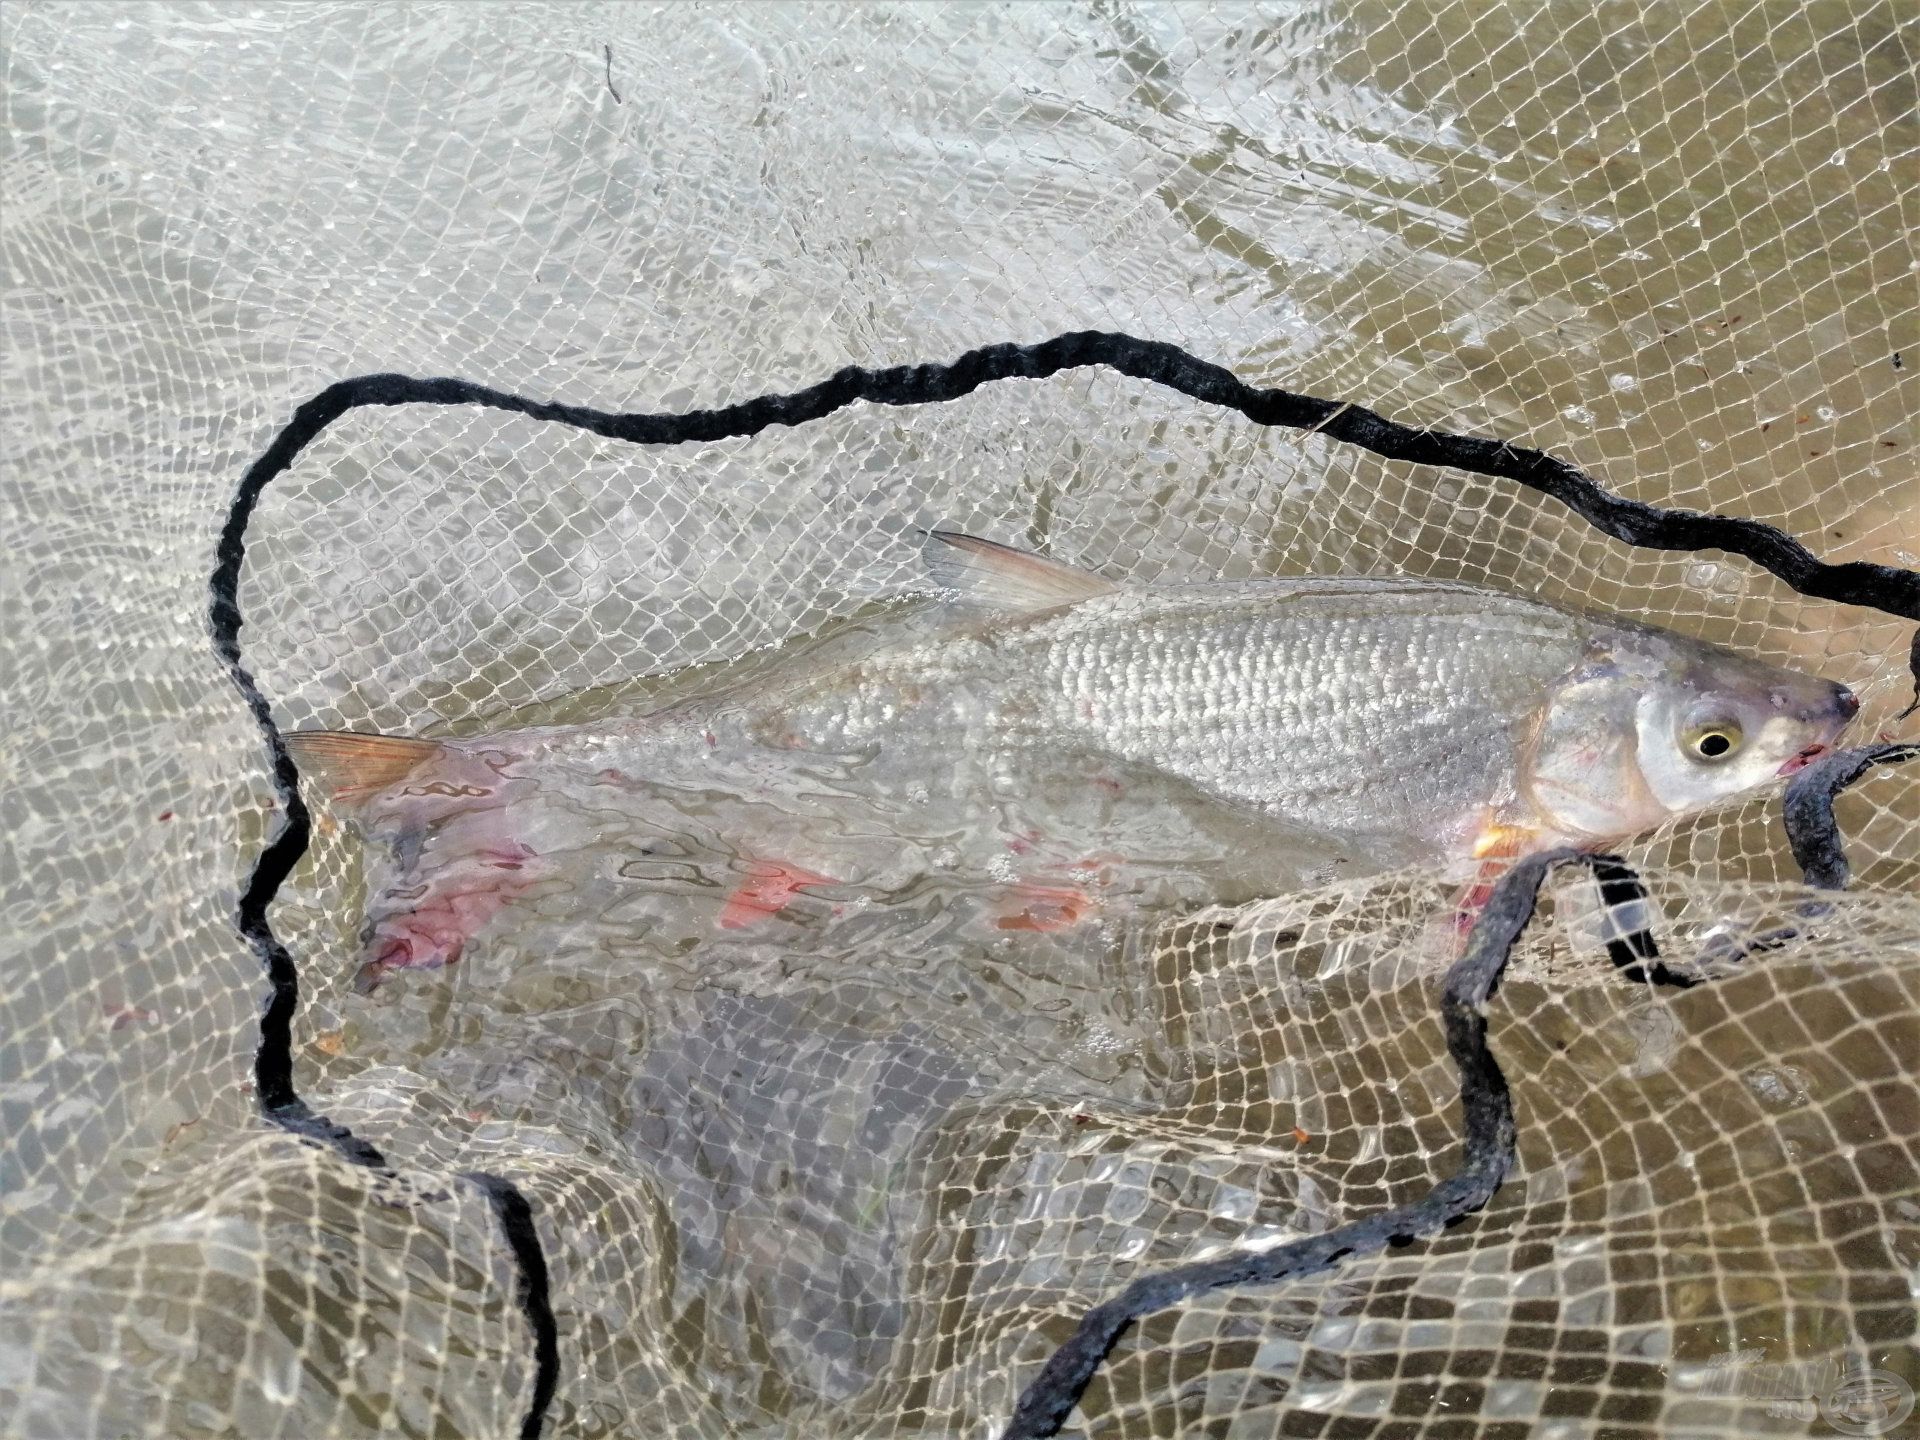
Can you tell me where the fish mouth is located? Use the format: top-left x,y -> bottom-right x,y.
1776,685 -> 1860,776
1776,743 -> 1832,776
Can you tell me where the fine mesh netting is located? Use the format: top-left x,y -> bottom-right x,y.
3,4 -> 1917,1439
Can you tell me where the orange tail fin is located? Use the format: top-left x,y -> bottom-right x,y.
287,731 -> 445,807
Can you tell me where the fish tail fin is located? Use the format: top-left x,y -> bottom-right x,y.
922,531 -> 1119,612
286,731 -> 445,809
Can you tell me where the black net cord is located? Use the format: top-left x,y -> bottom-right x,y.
1787,742 -> 1920,889
465,1172 -> 562,1440
209,331 -> 1920,1438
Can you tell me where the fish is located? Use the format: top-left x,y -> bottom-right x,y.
291,532 -> 1857,986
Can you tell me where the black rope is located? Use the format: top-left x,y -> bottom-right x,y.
211,408 -> 391,1163
1785,742 -> 1920,890
211,330 -> 1920,1440
209,392 -> 550,1418
1896,629 -> 1920,723
466,1171 -> 562,1440
225,341 -> 1920,620
1589,857 -> 1664,981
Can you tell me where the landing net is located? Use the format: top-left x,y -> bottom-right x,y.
4,6 -> 1916,1439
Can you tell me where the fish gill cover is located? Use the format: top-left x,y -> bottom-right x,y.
3,6 -> 1917,1440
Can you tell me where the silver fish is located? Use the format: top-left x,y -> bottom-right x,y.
739,533 -> 1858,859
291,532 -> 1856,984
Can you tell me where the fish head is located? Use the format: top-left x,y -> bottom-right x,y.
1521,628 -> 1857,844
1630,639 -> 1858,805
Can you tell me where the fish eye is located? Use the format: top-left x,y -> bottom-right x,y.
1682,719 -> 1744,761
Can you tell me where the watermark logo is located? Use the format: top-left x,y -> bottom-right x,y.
1693,1350 -> 1913,1436
1822,1370 -> 1915,1438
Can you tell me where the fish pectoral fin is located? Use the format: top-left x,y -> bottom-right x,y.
1454,826 -> 1545,938
287,731 -> 446,808
1470,822 -> 1541,860
923,531 -> 1119,612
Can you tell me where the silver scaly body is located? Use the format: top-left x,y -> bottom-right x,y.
755,579 -> 1591,856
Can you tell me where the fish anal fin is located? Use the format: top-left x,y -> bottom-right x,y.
717,861 -> 837,930
924,531 -> 1119,612
287,731 -> 445,807
994,880 -> 1099,932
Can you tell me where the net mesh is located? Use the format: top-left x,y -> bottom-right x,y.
3,4 -> 1916,1438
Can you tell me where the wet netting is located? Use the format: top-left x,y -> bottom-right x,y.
3,5 -> 1916,1439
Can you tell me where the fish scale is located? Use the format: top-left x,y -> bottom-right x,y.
783,584 -> 1593,853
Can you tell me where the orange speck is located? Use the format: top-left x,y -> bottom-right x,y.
1291,1127 -> 1311,1144
311,1030 -> 346,1057
156,810 -> 174,822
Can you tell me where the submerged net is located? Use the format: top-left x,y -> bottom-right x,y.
3,4 -> 1916,1439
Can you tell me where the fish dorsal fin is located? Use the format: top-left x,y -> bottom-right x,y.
286,731 -> 443,807
923,531 -> 1119,612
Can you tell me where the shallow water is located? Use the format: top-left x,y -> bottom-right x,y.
4,3 -> 1916,1438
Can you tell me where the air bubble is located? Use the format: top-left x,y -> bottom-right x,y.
1744,1064 -> 1812,1109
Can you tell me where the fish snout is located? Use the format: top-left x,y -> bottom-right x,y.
1768,681 -> 1857,729
1819,681 -> 1860,747
1774,683 -> 1860,776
